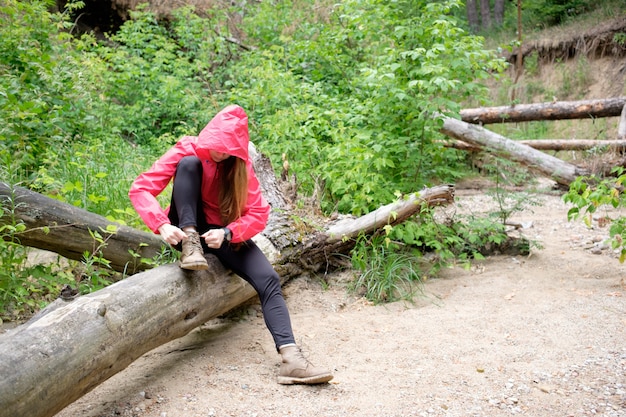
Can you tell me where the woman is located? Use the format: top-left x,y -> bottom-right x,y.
129,105 -> 333,385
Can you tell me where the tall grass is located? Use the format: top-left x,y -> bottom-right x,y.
349,234 -> 424,304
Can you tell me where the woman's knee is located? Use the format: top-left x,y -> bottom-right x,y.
176,156 -> 202,174
256,270 -> 283,299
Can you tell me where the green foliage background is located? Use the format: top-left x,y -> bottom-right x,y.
2,0 -> 506,215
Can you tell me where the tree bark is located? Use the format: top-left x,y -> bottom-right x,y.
445,139 -> 626,152
0,180 -> 454,417
440,117 -> 589,186
460,97 -> 626,125
0,260 -> 256,417
479,0 -> 491,30
493,0 -> 505,26
512,0 -> 523,103
465,0 -> 479,33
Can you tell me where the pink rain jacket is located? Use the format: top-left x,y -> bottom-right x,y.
129,105 -> 270,243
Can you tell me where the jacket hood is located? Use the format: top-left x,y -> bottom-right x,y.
197,105 -> 250,161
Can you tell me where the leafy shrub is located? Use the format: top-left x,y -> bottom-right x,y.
0,0 -> 99,179
0,0 -> 563,313
524,0 -> 592,26
349,185 -> 541,303
564,169 -> 626,263
235,0 -> 506,215
83,5 -> 230,148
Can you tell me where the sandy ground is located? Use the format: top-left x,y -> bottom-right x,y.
53,189 -> 626,417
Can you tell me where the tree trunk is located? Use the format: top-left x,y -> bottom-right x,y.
440,117 -> 589,186
493,0 -> 505,26
512,0 -> 523,103
0,260 -> 257,417
0,180 -> 454,417
466,0 -> 479,33
479,0 -> 491,30
460,98 -> 626,125
445,139 -> 626,152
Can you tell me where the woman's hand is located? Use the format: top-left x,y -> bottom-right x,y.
158,224 -> 187,246
201,229 -> 226,249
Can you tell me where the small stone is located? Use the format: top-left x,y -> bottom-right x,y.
538,384 -> 552,393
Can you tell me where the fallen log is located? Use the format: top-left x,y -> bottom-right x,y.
445,139 -> 626,152
0,182 -> 167,274
277,184 -> 456,274
440,116 -> 589,186
0,179 -> 454,417
326,186 -> 454,243
0,260 -> 255,417
460,97 -> 626,125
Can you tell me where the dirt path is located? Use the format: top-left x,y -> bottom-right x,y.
54,190 -> 625,417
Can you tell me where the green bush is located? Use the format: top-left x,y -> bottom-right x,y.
234,0 -> 506,215
524,0 -> 592,26
82,5 -> 232,148
564,169 -> 626,263
0,0 -> 98,179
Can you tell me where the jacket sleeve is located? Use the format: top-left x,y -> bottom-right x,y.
128,142 -> 187,233
226,163 -> 271,243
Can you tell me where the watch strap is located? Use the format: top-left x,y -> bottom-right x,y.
223,227 -> 232,242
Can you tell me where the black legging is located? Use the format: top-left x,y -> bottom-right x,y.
168,156 -> 296,350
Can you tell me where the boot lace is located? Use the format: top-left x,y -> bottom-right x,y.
292,348 -> 313,367
183,232 -> 202,256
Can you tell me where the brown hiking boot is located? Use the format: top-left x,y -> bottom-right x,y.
277,345 -> 333,385
179,231 -> 208,270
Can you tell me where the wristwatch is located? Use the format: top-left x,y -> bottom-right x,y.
222,227 -> 232,242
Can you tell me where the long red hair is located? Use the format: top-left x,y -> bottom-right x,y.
219,156 -> 248,225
